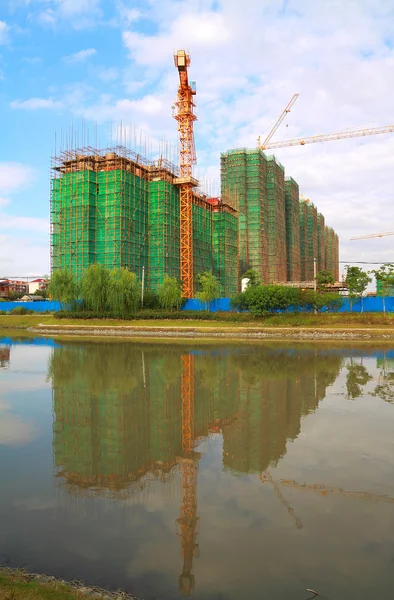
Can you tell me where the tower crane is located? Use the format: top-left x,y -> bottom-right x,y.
261,469 -> 394,529
351,231 -> 394,240
257,93 -> 299,149
173,50 -> 198,298
258,123 -> 394,151
177,354 -> 200,595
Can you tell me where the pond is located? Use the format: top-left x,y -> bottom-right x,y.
1,336 -> 394,600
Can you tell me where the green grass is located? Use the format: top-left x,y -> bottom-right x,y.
0,572 -> 89,600
2,312 -> 394,331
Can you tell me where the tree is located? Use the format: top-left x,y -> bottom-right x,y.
345,265 -> 371,312
107,268 -> 140,316
80,264 -> 110,312
241,269 -> 260,288
300,290 -> 343,313
8,290 -> 24,301
243,285 -> 300,316
316,269 -> 334,291
158,275 -> 183,311
346,359 -> 372,399
196,271 -> 220,311
370,263 -> 394,314
48,268 -> 78,309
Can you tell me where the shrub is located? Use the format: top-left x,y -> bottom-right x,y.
142,289 -> 160,309
299,290 -> 343,313
54,309 -> 256,322
232,285 -> 301,316
10,306 -> 33,315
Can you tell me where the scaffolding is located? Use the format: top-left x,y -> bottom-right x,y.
148,179 -> 180,290
325,226 -> 336,278
317,213 -> 326,273
221,149 -> 268,284
51,145 -> 239,295
212,202 -> 239,296
284,177 -> 301,282
300,200 -> 318,281
192,197 -> 213,286
51,147 -> 152,281
266,156 -> 287,283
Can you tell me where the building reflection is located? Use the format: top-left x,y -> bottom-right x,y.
50,344 -> 342,492
0,346 -> 10,370
50,343 -> 343,596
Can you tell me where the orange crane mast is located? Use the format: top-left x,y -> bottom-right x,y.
177,354 -> 200,595
173,50 -> 198,298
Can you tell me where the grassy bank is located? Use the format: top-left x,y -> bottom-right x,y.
0,569 -> 138,600
0,570 -> 90,600
2,312 -> 394,331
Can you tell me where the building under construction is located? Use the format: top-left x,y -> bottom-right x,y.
51,146 -> 339,295
51,147 -> 238,296
221,148 -> 339,285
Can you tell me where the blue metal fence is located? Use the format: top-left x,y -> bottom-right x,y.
0,297 -> 393,314
0,300 -> 61,313
182,297 -> 394,313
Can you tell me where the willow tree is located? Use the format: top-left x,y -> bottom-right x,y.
158,275 -> 183,311
80,264 -> 110,312
196,271 -> 220,311
108,268 -> 140,316
48,269 -> 78,309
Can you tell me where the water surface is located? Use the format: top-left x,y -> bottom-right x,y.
1,336 -> 394,600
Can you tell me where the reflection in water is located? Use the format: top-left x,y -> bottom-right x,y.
2,338 -> 394,599
0,346 -> 10,369
49,343 -> 343,596
372,357 -> 394,402
344,353 -> 394,402
346,359 -> 373,399
50,345 -> 343,493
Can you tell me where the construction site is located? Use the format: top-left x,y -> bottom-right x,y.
51,52 -> 340,298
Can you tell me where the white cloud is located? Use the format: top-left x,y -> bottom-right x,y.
35,0 -> 103,28
0,214 -> 49,233
37,9 -> 57,27
57,0 -> 101,17
0,401 -> 39,447
11,97 -> 64,110
64,47 -> 97,63
75,94 -> 164,123
0,162 -> 36,194
0,231 -> 49,275
0,198 -> 10,208
96,66 -> 119,82
0,20 -> 10,45
23,56 -> 43,64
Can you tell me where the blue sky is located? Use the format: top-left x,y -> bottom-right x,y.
1,0 -> 394,276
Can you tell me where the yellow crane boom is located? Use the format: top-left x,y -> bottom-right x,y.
258,93 -> 299,148
259,123 -> 394,150
351,231 -> 394,240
